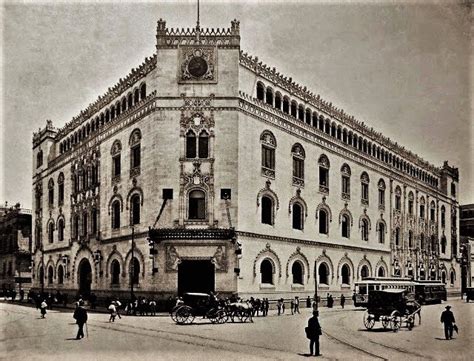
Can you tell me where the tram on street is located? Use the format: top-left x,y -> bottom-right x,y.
354,277 -> 447,307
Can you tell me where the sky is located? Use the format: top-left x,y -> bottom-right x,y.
1,0 -> 472,209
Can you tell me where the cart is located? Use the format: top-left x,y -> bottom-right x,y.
170,292 -> 228,325
363,289 -> 421,332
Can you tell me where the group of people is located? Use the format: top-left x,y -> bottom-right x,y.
124,296 -> 158,316
248,297 -> 270,317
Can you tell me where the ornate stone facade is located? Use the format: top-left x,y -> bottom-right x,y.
31,17 -> 461,304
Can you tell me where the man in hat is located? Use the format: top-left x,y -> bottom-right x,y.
73,300 -> 88,340
306,310 -> 322,356
440,305 -> 456,340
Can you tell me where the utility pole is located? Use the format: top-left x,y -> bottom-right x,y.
130,227 -> 134,301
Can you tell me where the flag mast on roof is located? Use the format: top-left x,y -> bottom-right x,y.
196,0 -> 201,41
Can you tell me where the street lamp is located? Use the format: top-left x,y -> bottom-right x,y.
130,226 -> 135,301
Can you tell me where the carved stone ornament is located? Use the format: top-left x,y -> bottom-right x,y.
212,245 -> 227,272
179,46 -> 217,83
165,246 -> 181,272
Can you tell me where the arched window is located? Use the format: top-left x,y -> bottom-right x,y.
134,88 -> 140,104
441,206 -> 446,228
261,196 -> 274,225
58,173 -> 64,206
450,271 -> 455,285
186,130 -> 197,158
341,214 -> 350,238
441,271 -> 446,284
256,82 -> 265,101
341,264 -> 350,285
140,83 -> 146,100
378,222 -> 385,243
341,164 -> 351,199
91,208 -> 98,235
261,131 -> 276,176
265,88 -> 273,105
121,97 -> 127,112
112,200 -> 121,229
131,194 -> 140,225
82,212 -> 88,236
130,129 -> 141,171
319,209 -> 328,234
408,192 -> 414,215
48,266 -> 54,284
292,144 -> 305,185
260,259 -> 273,284
48,222 -> 54,243
198,130 -> 209,158
378,179 -> 386,209
39,266 -> 44,285
441,236 -> 447,254
361,219 -> 369,241
274,92 -> 282,109
111,140 -> 122,178
290,101 -> 297,117
318,155 -> 330,193
408,230 -> 413,248
395,227 -> 400,246
36,150 -> 43,168
298,105 -> 304,121
419,197 -> 425,218
282,97 -> 290,114
360,172 -> 370,205
127,93 -> 133,108
292,203 -> 303,230
48,179 -> 54,206
451,183 -> 456,197
130,257 -> 140,285
292,261 -> 303,285
430,201 -> 436,221
111,106 -> 116,120
395,186 -> 401,211
318,263 -> 329,285
189,190 -> 205,220
361,265 -> 369,279
58,218 -> 64,242
378,267 -> 385,277
58,265 -> 64,285
111,260 -> 120,285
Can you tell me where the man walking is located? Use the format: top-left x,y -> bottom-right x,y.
306,311 -> 322,356
73,300 -> 88,340
294,296 -> 300,314
440,305 -> 456,340
340,294 -> 345,309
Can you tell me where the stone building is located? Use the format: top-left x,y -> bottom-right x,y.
0,203 -> 32,294
31,18 -> 461,303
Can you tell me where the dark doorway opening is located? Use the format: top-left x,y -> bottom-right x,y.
178,260 -> 215,296
78,259 -> 92,297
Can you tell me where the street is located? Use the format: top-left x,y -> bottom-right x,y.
1,299 -> 472,360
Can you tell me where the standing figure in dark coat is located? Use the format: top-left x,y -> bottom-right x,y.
306,296 -> 311,308
73,300 -> 88,340
306,311 -> 322,356
340,295 -> 345,309
440,305 -> 456,340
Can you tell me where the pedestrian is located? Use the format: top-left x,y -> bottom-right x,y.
264,298 -> 269,317
352,291 -> 356,307
328,294 -> 333,308
149,299 -> 157,316
19,289 -> 24,302
73,300 -> 88,340
306,296 -> 311,308
305,311 -> 322,356
440,305 -> 456,340
40,299 -> 48,318
340,294 -> 345,309
326,293 -> 330,308
281,298 -> 285,314
290,299 -> 295,315
108,301 -> 117,322
295,296 -> 300,314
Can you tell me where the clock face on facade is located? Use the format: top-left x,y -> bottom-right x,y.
188,56 -> 208,78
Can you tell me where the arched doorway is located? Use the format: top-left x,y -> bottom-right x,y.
78,258 -> 92,297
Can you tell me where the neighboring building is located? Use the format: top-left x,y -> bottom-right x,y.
0,203 -> 32,294
31,18 -> 461,303
460,204 -> 474,291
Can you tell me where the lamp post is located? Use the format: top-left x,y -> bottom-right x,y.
130,226 -> 135,301
40,244 -> 44,295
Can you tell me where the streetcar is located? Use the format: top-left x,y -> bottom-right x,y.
354,278 -> 415,307
413,281 -> 447,304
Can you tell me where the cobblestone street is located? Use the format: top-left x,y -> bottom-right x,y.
1,298 -> 471,360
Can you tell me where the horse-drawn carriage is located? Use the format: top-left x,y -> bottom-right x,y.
170,292 -> 254,325
363,289 -> 421,332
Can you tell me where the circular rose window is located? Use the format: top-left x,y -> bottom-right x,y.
188,56 -> 208,78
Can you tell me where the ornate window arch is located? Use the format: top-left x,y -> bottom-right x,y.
359,213 -> 371,241
253,243 -> 281,280
360,172 -> 370,205
316,199 -> 332,235
188,188 -> 207,220
111,140 -> 122,180
378,178 -> 386,210
289,189 -> 308,230
129,129 -> 142,176
105,248 -> 125,278
441,205 -> 446,228
394,186 -> 402,211
256,81 -> 265,101
265,86 -> 274,106
286,248 -> 310,283
48,178 -> 54,206
140,82 -> 146,100
339,206 -> 353,238
337,254 -> 354,284
315,252 -> 334,286
260,130 -> 276,179
376,217 -> 387,244
57,216 -> 65,242
47,220 -> 55,243
292,143 -> 305,187
375,258 -> 388,277
419,196 -> 426,218
58,172 -> 65,206
257,181 -> 279,226
111,259 -> 121,285
408,191 -> 414,215
341,163 -> 351,200
357,256 -> 373,280
430,200 -> 436,221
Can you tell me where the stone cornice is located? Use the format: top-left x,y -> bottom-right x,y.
236,230 -> 391,254
239,51 -> 441,174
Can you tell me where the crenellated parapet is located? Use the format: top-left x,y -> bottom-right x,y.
156,18 -> 240,49
239,51 -> 442,175
33,119 -> 58,148
55,55 -> 157,140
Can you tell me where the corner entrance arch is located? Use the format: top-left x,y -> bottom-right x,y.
78,258 -> 92,297
178,260 -> 215,296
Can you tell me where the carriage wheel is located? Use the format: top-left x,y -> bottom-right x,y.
176,306 -> 194,325
207,308 -> 220,324
390,311 -> 402,332
381,317 -> 389,329
216,309 -> 228,324
407,315 -> 414,330
170,306 -> 181,323
363,311 -> 375,330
